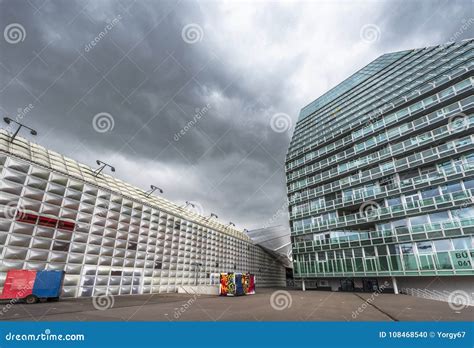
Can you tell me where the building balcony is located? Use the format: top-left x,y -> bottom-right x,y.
293,188 -> 474,235
291,161 -> 474,218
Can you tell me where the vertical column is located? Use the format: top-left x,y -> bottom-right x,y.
391,276 -> 399,295
302,279 -> 306,292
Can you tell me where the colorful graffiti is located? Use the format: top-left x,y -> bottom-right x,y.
219,273 -> 229,295
219,273 -> 255,296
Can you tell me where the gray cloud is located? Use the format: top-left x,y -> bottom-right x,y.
0,0 -> 471,230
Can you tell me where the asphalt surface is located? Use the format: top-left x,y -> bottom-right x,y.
0,288 -> 472,321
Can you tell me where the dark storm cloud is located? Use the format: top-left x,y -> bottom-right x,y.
0,0 -> 471,230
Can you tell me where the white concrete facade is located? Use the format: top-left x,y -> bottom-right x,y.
0,132 -> 287,298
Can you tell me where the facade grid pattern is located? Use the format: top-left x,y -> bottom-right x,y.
286,39 -> 474,291
0,133 -> 286,298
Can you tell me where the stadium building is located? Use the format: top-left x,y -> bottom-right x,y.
286,39 -> 474,299
0,130 -> 286,298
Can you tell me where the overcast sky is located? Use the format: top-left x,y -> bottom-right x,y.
0,0 -> 472,231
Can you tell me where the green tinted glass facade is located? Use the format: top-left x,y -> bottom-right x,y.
286,40 -> 474,280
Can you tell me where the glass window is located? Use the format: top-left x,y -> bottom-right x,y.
364,247 -> 375,257
387,244 -> 400,255
392,218 -> 408,228
421,188 -> 439,198
390,255 -> 403,270
342,189 -> 353,199
433,239 -> 452,252
454,207 -> 474,219
353,248 -> 363,257
465,153 -> 474,163
354,258 -> 364,271
343,249 -> 353,258
419,254 -> 435,270
403,254 -> 419,270
417,241 -> 433,254
410,214 -> 429,226
376,222 -> 391,231
463,179 -> 474,189
435,252 -> 453,269
400,243 -> 414,254
375,246 -> 387,256
344,259 -> 353,272
437,161 -> 452,172
396,108 -> 408,118
409,101 -> 423,112
405,194 -> 420,204
429,211 -> 450,223
377,256 -> 390,271
380,161 -> 394,171
365,258 -> 376,271
456,137 -> 471,147
452,237 -> 470,250
441,182 -> 462,194
387,197 -> 402,207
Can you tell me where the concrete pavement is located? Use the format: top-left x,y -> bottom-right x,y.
0,288 -> 472,322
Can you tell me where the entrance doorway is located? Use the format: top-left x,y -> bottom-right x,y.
362,278 -> 379,292
340,279 -> 355,291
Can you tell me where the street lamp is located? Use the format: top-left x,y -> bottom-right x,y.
3,117 -> 37,142
182,201 -> 195,209
93,160 -> 115,177
145,185 -> 163,197
227,222 -> 235,228
207,213 -> 218,220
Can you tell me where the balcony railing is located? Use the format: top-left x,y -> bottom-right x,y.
288,113 -> 473,187
289,135 -> 474,202
292,188 -> 474,235
290,161 -> 474,219
294,216 -> 474,254
287,88 -> 473,180
289,48 -> 473,153
287,47 -> 473,160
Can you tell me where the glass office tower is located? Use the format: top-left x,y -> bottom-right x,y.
0,130 -> 286,298
286,39 -> 474,298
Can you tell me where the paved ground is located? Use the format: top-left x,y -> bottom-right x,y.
0,288 -> 472,321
